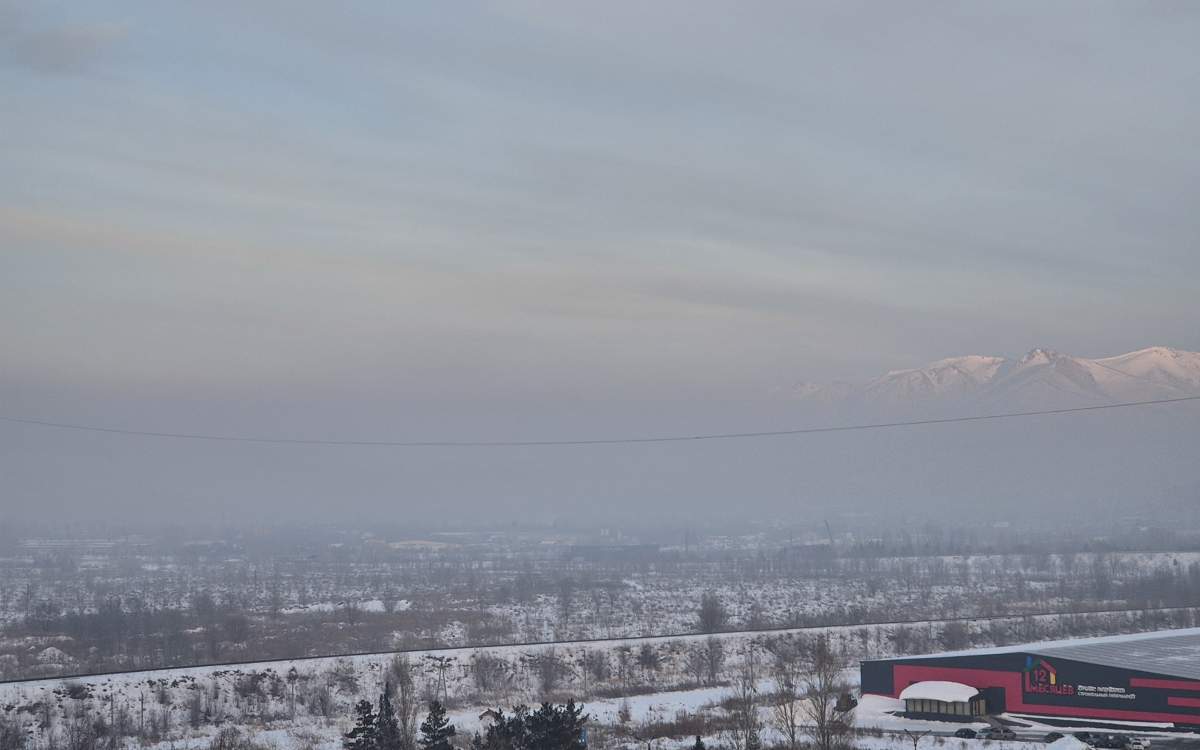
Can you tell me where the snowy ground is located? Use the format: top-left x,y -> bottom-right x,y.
7,628 -> 1200,750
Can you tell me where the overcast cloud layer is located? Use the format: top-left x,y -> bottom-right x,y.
3,2 -> 1198,523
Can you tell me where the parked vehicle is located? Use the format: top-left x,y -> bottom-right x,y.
980,727 -> 1017,741
954,728 -> 978,739
1126,738 -> 1151,750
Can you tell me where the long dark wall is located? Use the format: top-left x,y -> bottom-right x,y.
862,652 -> 1200,725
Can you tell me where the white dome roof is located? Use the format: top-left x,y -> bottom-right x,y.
899,681 -> 980,703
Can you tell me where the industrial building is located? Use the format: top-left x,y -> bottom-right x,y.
862,628 -> 1200,727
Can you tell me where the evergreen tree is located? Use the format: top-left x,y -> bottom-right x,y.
692,737 -> 705,750
470,702 -> 587,750
478,706 -> 529,750
345,700 -> 378,750
419,701 -> 456,750
527,701 -> 587,750
378,683 -> 404,750
557,700 -> 587,750
526,704 -> 554,750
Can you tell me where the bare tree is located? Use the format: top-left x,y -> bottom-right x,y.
523,647 -> 572,697
799,636 -> 855,750
580,650 -> 610,693
890,625 -> 917,654
684,642 -> 708,686
188,688 -> 204,729
390,655 -> 421,750
698,592 -> 728,633
223,613 -> 250,644
286,667 -> 299,719
767,638 -> 805,750
0,712 -> 25,750
556,577 -> 575,626
381,589 -> 399,615
307,681 -> 333,720
704,637 -> 726,686
939,621 -> 971,651
636,643 -> 660,683
615,645 -> 633,693
684,636 -> 726,687
722,661 -> 761,750
470,652 -> 512,697
63,699 -> 98,750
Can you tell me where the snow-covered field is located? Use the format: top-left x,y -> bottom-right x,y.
6,539 -> 1200,681
6,618 -> 1200,750
6,529 -> 1200,748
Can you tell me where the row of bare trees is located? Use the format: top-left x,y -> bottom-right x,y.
718,635 -> 855,750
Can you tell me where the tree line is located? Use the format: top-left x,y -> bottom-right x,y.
345,688 -> 587,750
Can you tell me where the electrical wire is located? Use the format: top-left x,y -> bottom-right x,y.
0,395 -> 1196,448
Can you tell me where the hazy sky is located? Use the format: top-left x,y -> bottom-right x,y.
3,2 -> 1198,522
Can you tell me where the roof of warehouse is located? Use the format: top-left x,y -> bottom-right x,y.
1034,629 -> 1200,680
881,627 -> 1200,681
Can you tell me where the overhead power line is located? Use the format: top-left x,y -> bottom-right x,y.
0,395 -> 1196,448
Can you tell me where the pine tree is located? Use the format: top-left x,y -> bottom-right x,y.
527,701 -> 587,750
419,701 -> 456,750
692,736 -> 706,750
378,683 -> 404,750
526,703 -> 555,749
478,706 -> 529,750
345,700 -> 378,750
557,700 -> 587,750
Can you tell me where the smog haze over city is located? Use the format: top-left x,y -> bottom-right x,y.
3,5 -> 1200,750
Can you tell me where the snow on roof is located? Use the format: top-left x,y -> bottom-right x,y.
880,627 -> 1200,682
898,681 -> 980,703
1046,737 -> 1091,750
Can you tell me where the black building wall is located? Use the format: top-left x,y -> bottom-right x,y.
861,651 -> 1200,725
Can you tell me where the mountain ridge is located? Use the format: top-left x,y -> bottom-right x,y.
795,346 -> 1200,408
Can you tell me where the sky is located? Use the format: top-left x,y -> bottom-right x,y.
3,2 -> 1199,524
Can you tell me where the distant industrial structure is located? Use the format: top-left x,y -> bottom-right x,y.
862,628 -> 1200,727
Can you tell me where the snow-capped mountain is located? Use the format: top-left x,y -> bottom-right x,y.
795,346 -> 1200,408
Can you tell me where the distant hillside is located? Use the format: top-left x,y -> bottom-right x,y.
794,346 -> 1200,408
